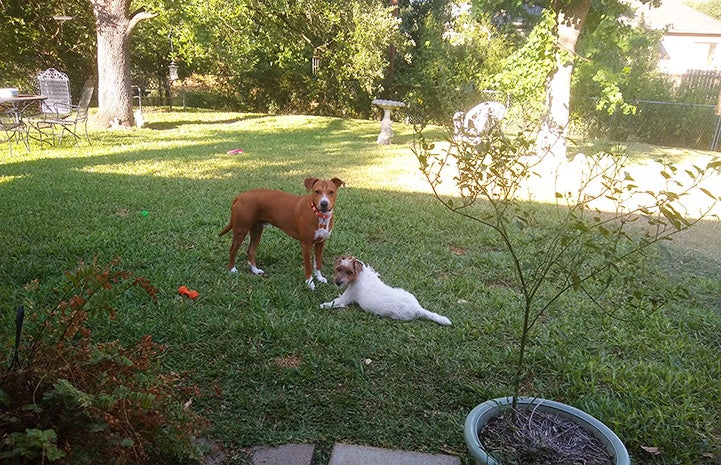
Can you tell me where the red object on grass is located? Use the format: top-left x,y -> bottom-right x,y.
178,285 -> 199,300
226,148 -> 244,154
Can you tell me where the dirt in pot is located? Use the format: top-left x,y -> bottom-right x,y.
480,406 -> 614,465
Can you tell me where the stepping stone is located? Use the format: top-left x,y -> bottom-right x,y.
328,443 -> 460,465
251,444 -> 315,465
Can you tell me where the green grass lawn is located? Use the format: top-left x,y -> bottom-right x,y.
1,108 -> 720,464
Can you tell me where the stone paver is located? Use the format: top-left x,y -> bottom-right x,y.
328,443 -> 460,465
251,444 -> 315,465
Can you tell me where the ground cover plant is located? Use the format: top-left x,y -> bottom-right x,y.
1,258 -> 204,464
1,109 -> 720,464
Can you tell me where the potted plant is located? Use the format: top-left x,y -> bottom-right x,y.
413,124 -> 720,464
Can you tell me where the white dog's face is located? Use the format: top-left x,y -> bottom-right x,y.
331,256 -> 363,288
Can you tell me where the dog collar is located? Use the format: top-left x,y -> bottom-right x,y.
310,202 -> 332,220
310,201 -> 333,231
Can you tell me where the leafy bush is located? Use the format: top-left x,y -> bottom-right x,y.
397,4 -> 511,126
0,258 -> 206,464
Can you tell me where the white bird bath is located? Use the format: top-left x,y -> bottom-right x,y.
372,99 -> 405,145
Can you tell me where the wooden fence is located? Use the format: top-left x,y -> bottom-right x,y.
665,69 -> 721,105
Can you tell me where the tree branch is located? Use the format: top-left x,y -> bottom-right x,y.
128,10 -> 158,35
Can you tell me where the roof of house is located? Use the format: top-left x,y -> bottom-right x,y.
630,0 -> 721,35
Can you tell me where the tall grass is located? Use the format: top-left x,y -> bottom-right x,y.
1,109 -> 720,464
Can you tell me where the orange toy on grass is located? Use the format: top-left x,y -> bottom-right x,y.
178,286 -> 199,300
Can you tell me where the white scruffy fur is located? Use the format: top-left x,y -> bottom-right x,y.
320,256 -> 452,326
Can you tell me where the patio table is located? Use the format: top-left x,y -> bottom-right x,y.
0,95 -> 49,147
0,94 -> 47,123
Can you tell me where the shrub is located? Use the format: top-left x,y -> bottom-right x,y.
0,258 -> 206,464
413,125 -> 721,402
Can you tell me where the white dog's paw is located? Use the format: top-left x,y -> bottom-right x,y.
320,300 -> 345,309
229,266 -> 238,273
305,277 -> 316,290
314,269 -> 327,284
250,265 -> 265,276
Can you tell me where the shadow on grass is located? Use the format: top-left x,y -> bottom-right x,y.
0,113 -> 438,297
143,113 -> 269,130
0,117 -> 392,183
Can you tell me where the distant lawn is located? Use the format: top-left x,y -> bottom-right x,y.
1,108 -> 720,464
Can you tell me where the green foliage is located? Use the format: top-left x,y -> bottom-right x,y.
162,0 -> 402,116
489,9 -> 556,122
569,5 -> 666,142
307,1 -> 404,116
1,429 -> 65,462
0,0 -> 96,96
572,4 -> 663,115
1,0 -> 674,127
0,258 -> 205,464
397,1 -> 512,125
567,2 -> 720,151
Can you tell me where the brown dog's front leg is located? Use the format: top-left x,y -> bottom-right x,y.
301,242 -> 316,289
313,241 -> 328,284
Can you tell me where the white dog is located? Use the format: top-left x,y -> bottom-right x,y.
320,256 -> 452,326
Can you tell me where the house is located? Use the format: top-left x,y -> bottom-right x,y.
631,0 -> 721,72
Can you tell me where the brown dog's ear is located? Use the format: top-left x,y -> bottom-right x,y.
331,177 -> 345,188
304,177 -> 319,192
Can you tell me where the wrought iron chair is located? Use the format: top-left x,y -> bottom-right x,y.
36,84 -> 94,145
29,68 -> 74,145
36,68 -> 73,117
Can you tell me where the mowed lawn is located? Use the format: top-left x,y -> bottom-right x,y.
1,109 -> 720,464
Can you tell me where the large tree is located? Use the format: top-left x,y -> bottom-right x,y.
535,0 -> 591,157
477,0 -> 659,158
90,0 -> 156,128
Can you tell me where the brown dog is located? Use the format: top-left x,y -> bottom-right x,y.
219,177 -> 345,289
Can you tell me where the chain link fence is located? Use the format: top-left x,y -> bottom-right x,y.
476,83 -> 721,152
571,70 -> 721,152
571,99 -> 721,152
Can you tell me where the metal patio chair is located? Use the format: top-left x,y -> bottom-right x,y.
36,83 -> 94,145
0,112 -> 29,154
36,68 -> 73,117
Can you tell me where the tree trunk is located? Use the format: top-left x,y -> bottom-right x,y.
90,0 -> 156,128
536,0 -> 591,158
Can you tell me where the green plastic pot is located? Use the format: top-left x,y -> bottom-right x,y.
464,397 -> 630,465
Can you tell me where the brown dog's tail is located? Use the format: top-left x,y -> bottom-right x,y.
219,222 -> 232,236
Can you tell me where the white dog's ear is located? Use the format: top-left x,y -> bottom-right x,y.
352,257 -> 363,276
